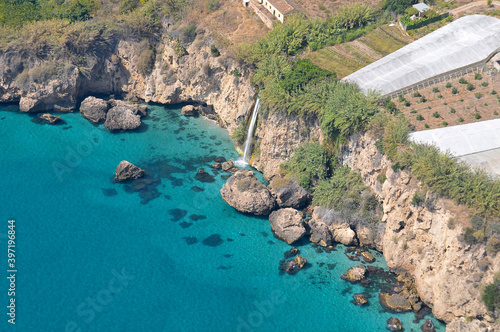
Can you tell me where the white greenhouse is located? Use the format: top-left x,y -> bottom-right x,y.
342,15 -> 500,97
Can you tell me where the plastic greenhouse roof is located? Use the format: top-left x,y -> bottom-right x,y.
342,15 -> 500,96
409,119 -> 500,157
413,3 -> 431,12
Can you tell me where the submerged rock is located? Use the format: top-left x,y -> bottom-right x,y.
194,169 -> 215,183
341,265 -> 367,283
115,161 -> 145,181
386,317 -> 403,331
268,177 -> 309,209
269,208 -> 306,245
220,170 -> 277,215
80,96 -> 109,123
104,104 -> 141,131
353,293 -> 368,306
39,113 -> 62,124
379,293 -> 412,313
284,247 -> 299,259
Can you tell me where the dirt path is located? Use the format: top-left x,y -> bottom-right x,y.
450,0 -> 500,16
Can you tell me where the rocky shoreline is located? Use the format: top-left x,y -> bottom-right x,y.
0,13 -> 496,330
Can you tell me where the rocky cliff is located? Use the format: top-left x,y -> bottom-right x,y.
343,132 -> 500,330
253,110 -> 323,179
0,19 -> 254,132
249,110 -> 499,329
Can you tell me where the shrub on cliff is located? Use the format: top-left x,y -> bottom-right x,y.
483,280 -> 500,311
312,166 -> 367,210
136,48 -> 155,75
280,143 -> 331,190
232,123 -> 246,146
321,83 -> 379,142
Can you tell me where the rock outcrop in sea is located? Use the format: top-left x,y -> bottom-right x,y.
268,177 -> 309,209
269,208 -> 306,244
80,96 -> 109,123
220,170 -> 276,215
115,161 -> 145,181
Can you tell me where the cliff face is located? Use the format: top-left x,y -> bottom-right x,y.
253,110 -> 323,179
343,132 -> 500,329
0,21 -> 254,132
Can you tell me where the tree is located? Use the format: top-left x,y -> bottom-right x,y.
383,0 -> 418,14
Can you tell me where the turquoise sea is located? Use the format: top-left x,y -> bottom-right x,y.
0,104 -> 445,331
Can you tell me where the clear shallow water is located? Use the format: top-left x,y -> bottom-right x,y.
0,104 -> 445,332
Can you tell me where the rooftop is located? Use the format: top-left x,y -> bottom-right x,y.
268,0 -> 295,15
413,3 -> 431,13
409,119 -> 500,177
342,15 -> 500,96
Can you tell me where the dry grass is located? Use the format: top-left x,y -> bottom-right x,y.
294,0 -> 381,20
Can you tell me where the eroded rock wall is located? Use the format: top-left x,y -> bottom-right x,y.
0,22 -> 254,132
343,132 -> 500,328
253,110 -> 323,179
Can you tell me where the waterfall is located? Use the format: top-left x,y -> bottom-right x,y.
243,98 -> 261,161
234,98 -> 260,168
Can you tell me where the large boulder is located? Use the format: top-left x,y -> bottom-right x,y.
311,207 -> 358,246
80,96 -> 109,123
308,218 -> 333,247
181,105 -> 198,116
115,161 -> 145,181
268,177 -> 309,209
341,265 -> 366,283
104,104 -> 141,131
379,293 -> 413,313
220,170 -> 277,215
269,208 -> 306,244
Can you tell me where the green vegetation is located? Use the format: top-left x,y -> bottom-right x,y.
279,59 -> 333,92
467,83 -> 474,91
232,122 -> 247,145
483,279 -> 500,312
210,44 -> 220,57
475,73 -> 482,80
383,0 -> 418,14
445,82 -> 452,88
459,77 -> 468,84
372,111 -> 500,219
416,114 -> 424,121
280,143 -> 330,190
411,191 -> 426,207
452,87 -> 458,94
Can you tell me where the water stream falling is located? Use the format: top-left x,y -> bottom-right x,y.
235,98 -> 260,167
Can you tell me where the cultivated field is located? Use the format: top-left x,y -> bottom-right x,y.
304,24 -> 412,78
393,69 -> 500,131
